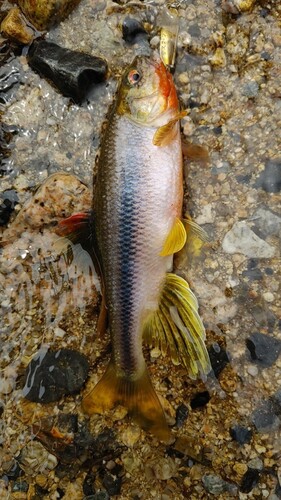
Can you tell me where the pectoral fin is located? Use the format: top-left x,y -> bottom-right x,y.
143,273 -> 211,380
153,111 -> 187,147
160,218 -> 186,256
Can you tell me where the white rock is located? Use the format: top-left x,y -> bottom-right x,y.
222,221 -> 276,258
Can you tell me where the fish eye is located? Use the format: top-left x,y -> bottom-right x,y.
127,69 -> 141,86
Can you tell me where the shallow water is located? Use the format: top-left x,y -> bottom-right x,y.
0,0 -> 281,498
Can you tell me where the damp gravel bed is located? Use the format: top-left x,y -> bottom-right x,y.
0,0 -> 281,498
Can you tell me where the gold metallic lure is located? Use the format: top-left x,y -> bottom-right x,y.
60,50 -> 211,440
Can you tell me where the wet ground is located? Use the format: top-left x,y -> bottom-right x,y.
0,0 -> 281,498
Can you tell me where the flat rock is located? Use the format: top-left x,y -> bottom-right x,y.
222,221 -> 275,258
250,207 -> 281,238
23,347 -> 89,403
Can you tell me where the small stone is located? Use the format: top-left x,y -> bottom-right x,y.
151,457 -> 177,480
122,17 -> 147,44
246,333 -> 281,368
86,492 -> 109,500
250,208 -> 281,239
230,425 -> 252,445
120,426 -> 141,448
175,403 -> 189,428
150,36 -> 160,49
18,0 -> 82,30
263,292 -> 274,303
247,365 -> 259,377
233,463 -> 248,478
102,473 -> 122,496
248,458 -> 263,471
0,189 -> 19,225
255,160 -> 281,193
222,221 -> 275,258
251,399 -> 280,432
234,0 -> 256,12
23,347 -> 89,403
209,47 -> 227,68
240,468 -> 260,493
202,474 -> 230,495
18,441 -> 58,475
190,391 -> 210,409
208,344 -> 230,378
1,7 -> 33,45
241,81 -> 259,98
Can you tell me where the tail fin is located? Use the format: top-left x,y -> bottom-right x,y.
82,360 -> 170,441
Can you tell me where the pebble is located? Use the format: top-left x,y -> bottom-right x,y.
222,221 -> 276,258
0,189 -> 19,225
120,426 -> 141,448
240,468 -> 260,493
150,457 -> 177,481
202,474 -> 236,496
208,344 -> 230,378
229,425 -> 252,445
251,399 -> 280,432
22,347 -> 89,403
250,208 -> 281,238
85,492 -> 109,500
262,292 -> 274,303
209,48 -> 227,68
190,391 -> 210,409
102,473 -> 122,496
17,0 -> 82,30
18,441 -> 58,475
248,458 -> 263,471
246,333 -> 281,368
242,81 -> 259,98
122,17 -> 147,44
255,160 -> 281,193
247,365 -> 259,377
0,7 -> 33,45
175,403 -> 189,428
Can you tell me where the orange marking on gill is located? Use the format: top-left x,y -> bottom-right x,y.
155,61 -> 179,111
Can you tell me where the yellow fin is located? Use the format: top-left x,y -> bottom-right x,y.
82,360 -> 170,441
143,273 -> 211,380
183,216 -> 211,258
160,217 -> 186,256
153,111 -> 187,147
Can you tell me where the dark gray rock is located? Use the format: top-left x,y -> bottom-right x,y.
28,40 -> 107,102
251,399 -> 280,432
240,468 -> 260,493
246,332 -> 281,367
202,474 -> 237,496
0,189 -> 18,225
175,403 -> 189,428
23,348 -> 89,403
102,472 -> 122,496
255,159 -> 281,193
122,17 -> 147,43
208,344 -> 230,377
190,391 -> 210,409
229,425 -> 252,445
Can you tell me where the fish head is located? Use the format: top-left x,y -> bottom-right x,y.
117,54 -> 179,126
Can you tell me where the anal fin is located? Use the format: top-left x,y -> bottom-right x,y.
82,361 -> 170,441
143,273 -> 211,380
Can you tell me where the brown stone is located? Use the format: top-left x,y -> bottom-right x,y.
17,0 -> 82,31
1,7 -> 33,44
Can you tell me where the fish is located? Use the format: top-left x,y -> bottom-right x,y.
59,53 -> 211,440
